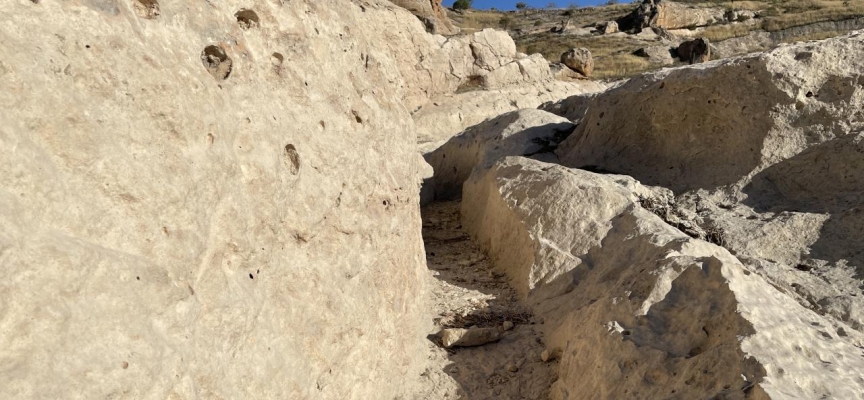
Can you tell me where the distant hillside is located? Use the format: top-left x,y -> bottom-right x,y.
447,0 -> 864,78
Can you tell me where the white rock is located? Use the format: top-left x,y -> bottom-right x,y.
441,327 -> 502,348
425,109 -> 573,200
414,80 -> 607,144
461,157 -> 864,399
0,0 -> 475,398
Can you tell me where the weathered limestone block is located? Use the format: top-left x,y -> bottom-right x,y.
425,109 -> 573,200
0,0 -> 447,398
556,33 -> 864,193
461,157 -> 864,399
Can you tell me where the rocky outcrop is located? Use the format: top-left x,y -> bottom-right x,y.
461,157 -> 864,399
0,0 -> 502,398
561,48 -> 594,77
424,109 -> 574,200
413,79 -> 608,145
480,53 -> 552,89
618,0 -> 725,32
654,1 -> 725,30
391,0 -> 459,35
712,17 -> 864,59
676,37 -> 712,63
555,32 -> 864,193
634,45 -> 675,66
599,21 -> 619,34
546,31 -> 864,374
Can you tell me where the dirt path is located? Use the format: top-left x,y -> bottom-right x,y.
414,201 -> 556,400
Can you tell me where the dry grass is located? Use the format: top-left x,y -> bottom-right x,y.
451,10 -> 505,33
762,3 -> 864,31
700,22 -> 759,41
718,1 -> 770,10
516,34 -> 658,79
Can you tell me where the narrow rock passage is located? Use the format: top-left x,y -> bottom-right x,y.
417,201 -> 556,400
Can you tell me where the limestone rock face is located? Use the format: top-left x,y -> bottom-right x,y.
561,47 -> 594,77
424,109 -> 574,200
414,79 -> 608,145
480,54 -> 553,89
0,0 -> 456,398
548,32 -> 864,371
695,131 -> 864,330
619,0 -> 725,32
467,29 -> 519,72
653,1 -> 725,30
556,33 -> 864,193
461,157 -> 864,399
390,0 -> 459,35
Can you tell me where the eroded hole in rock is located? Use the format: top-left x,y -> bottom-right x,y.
201,45 -> 232,80
133,0 -> 160,19
284,144 -> 300,175
456,75 -> 484,94
271,52 -> 284,68
235,9 -> 260,29
352,110 -> 363,124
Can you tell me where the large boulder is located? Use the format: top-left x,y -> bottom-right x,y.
390,0 -> 459,35
634,45 -> 675,66
561,48 -> 594,77
653,1 -> 725,29
618,0 -> 725,32
461,157 -> 864,399
599,21 -> 619,34
676,37 -> 712,63
0,0 -> 463,398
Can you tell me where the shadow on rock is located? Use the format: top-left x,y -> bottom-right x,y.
422,201 -> 557,400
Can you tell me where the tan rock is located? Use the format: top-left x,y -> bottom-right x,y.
441,328 -> 502,348
561,48 -> 594,77
424,109 -> 574,200
461,157 -> 864,399
555,32 -> 864,193
653,1 -> 725,30
0,0 -> 480,398
414,80 -> 608,144
633,45 -> 675,66
481,54 -> 552,89
618,0 -> 725,32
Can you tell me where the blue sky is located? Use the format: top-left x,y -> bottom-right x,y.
442,0 -> 607,10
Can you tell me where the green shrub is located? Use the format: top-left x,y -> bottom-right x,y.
453,0 -> 472,10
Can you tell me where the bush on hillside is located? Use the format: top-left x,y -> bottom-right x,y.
453,0 -> 472,10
